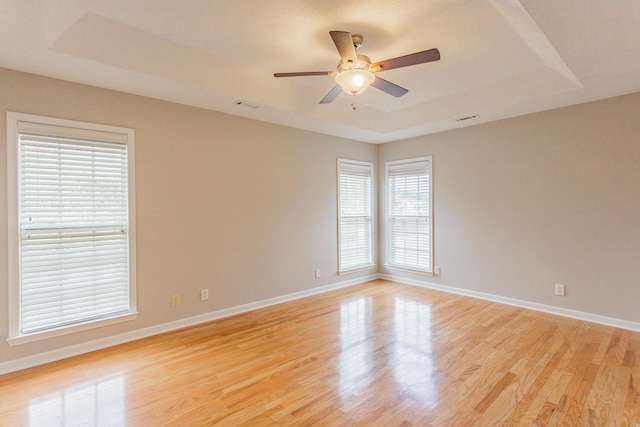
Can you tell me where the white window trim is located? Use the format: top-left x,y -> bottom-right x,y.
6,112 -> 138,346
385,156 -> 434,276
337,158 -> 376,274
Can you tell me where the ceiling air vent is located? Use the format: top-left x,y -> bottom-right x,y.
233,100 -> 259,109
456,115 -> 478,122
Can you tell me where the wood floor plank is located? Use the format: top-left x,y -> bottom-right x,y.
496,342 -> 569,425
1,279 -> 639,426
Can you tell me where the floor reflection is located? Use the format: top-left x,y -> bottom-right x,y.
29,372 -> 126,427
338,297 -> 373,399
392,297 -> 437,407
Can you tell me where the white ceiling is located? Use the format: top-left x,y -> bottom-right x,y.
1,0 -> 639,143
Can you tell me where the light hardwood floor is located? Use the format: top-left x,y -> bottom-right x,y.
1,280 -> 639,426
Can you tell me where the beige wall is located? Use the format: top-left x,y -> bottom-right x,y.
379,92 -> 640,322
1,66 -> 639,368
0,68 -> 377,364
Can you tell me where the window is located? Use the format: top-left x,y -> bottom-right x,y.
386,157 -> 433,273
337,159 -> 374,272
6,112 -> 137,345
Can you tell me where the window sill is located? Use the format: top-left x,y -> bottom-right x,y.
338,263 -> 377,276
7,312 -> 138,346
384,265 -> 434,277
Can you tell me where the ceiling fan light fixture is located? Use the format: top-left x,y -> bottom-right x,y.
274,31 -> 440,103
335,69 -> 375,95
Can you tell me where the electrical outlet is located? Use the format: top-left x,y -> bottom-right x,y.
171,294 -> 180,306
555,284 -> 566,296
200,288 -> 209,301
315,268 -> 321,278
434,266 -> 441,275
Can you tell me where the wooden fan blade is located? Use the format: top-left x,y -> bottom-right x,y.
274,71 -> 336,77
330,31 -> 358,63
371,76 -> 408,97
320,85 -> 342,104
372,48 -> 440,72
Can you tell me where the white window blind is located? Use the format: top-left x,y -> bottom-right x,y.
387,157 -> 433,273
338,159 -> 374,272
8,114 -> 136,339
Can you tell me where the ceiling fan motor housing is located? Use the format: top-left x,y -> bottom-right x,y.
338,54 -> 372,72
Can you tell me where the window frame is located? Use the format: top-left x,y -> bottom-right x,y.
6,111 -> 137,346
385,156 -> 434,275
337,158 -> 375,274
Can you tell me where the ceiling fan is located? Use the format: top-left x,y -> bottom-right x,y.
274,31 -> 440,104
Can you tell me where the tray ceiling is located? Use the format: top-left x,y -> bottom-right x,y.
1,0 -> 639,143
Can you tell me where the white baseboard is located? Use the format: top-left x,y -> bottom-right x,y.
0,274 -> 377,376
380,274 -> 640,332
4,273 -> 637,376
